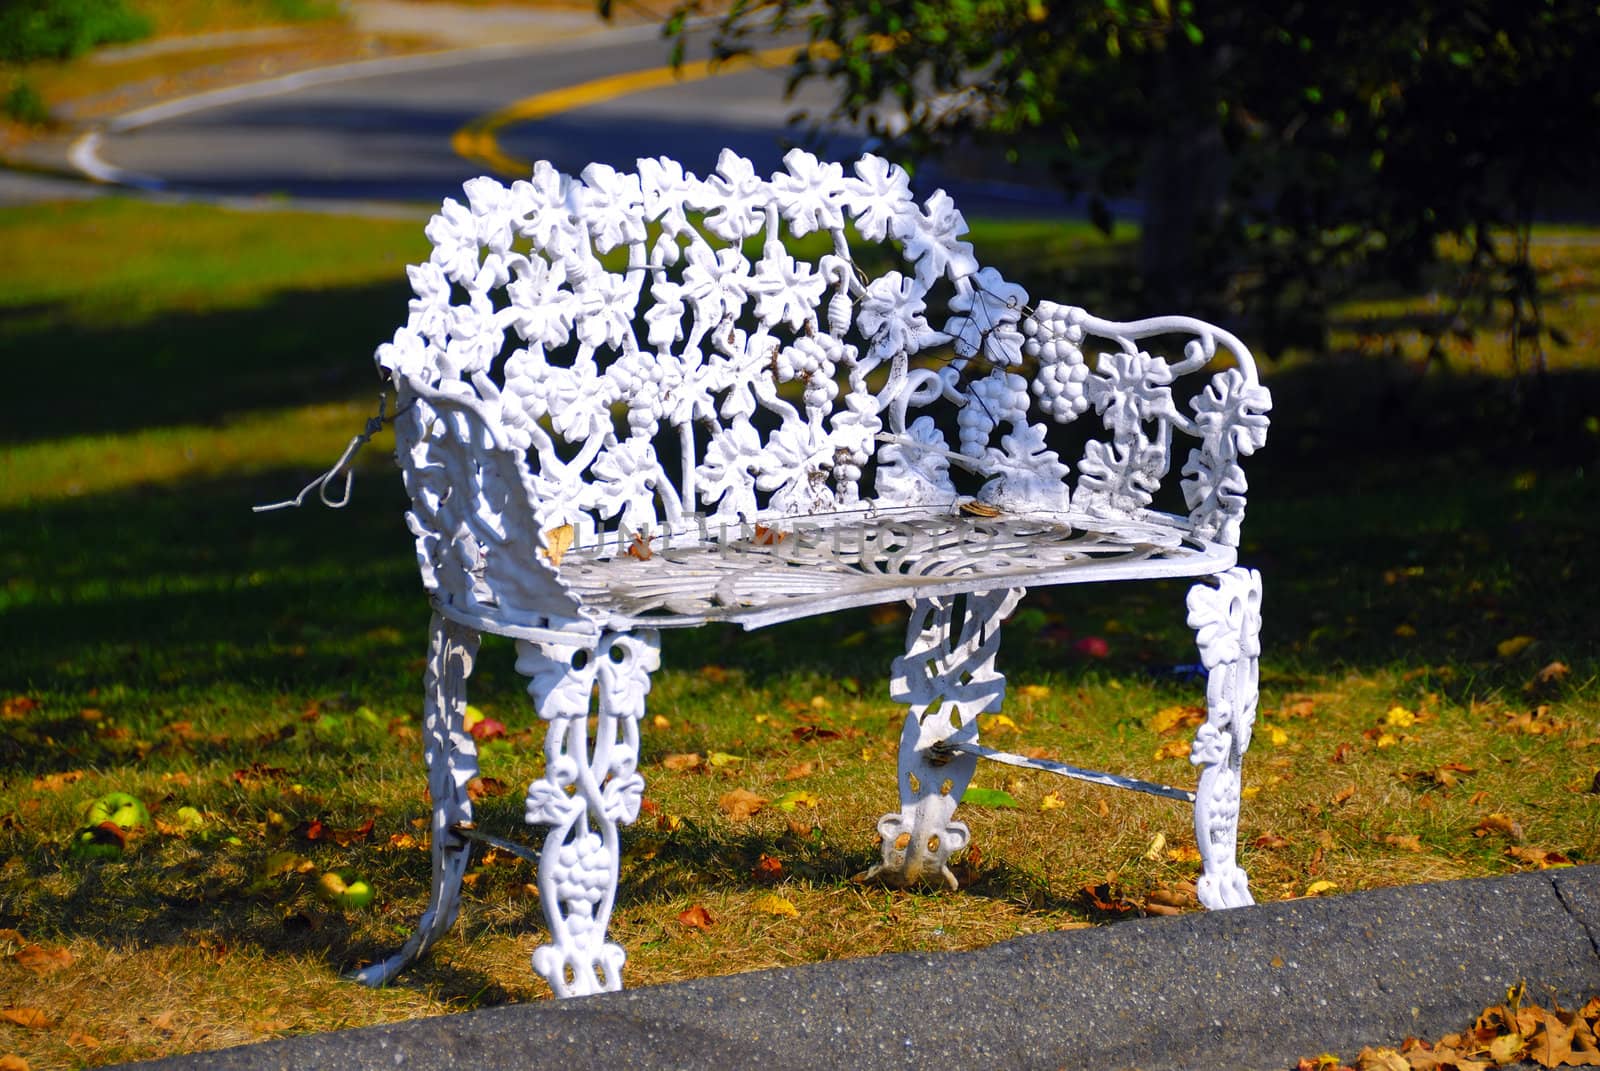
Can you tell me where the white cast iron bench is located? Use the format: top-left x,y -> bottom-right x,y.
351,148 -> 1271,997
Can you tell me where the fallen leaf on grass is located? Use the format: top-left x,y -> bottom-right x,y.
1143,832 -> 1167,861
1406,762 -> 1477,789
752,854 -> 783,883
753,894 -> 799,917
1503,706 -> 1569,736
977,713 -> 1018,733
1252,834 -> 1291,849
1,695 -> 38,719
1166,845 -> 1202,864
718,789 -> 766,820
662,752 -> 703,772
1384,706 -> 1416,728
467,715 -> 506,742
1149,705 -> 1206,734
1496,635 -> 1537,659
1152,740 -> 1190,761
0,1055 -> 30,1071
1332,785 -> 1356,806
0,1009 -> 49,1029
1017,684 -> 1052,700
1473,813 -> 1524,841
1507,846 -> 1573,869
465,777 -> 508,802
31,770 -> 84,792
1528,660 -> 1571,691
1383,834 -> 1424,852
1304,880 -> 1339,897
1078,879 -> 1137,914
962,787 -> 1019,808
773,790 -> 818,812
677,904 -> 715,930
11,945 -> 72,975
1144,883 -> 1198,916
707,752 -> 743,769
790,724 -> 842,742
782,762 -> 814,780
1039,791 -> 1066,811
146,1010 -> 176,1034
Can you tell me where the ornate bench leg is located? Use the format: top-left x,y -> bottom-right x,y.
1186,567 -> 1263,909
516,629 -> 660,997
352,612 -> 481,985
866,588 -> 1023,890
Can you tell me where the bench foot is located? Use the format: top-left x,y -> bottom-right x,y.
866,589 -> 1022,890
517,629 -> 660,997
353,613 -> 480,986
1187,568 -> 1263,910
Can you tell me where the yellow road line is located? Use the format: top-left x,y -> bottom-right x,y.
451,44 -> 806,177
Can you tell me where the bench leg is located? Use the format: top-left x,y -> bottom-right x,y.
517,629 -> 660,997
1186,567 -> 1263,910
352,612 -> 481,985
866,588 -> 1023,890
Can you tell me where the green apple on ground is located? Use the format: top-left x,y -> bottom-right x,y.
68,823 -> 127,860
86,792 -> 150,831
318,869 -> 376,909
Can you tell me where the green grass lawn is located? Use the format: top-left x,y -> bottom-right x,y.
1,197 -> 1598,1070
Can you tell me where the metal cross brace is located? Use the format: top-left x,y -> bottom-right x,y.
938,740 -> 1197,803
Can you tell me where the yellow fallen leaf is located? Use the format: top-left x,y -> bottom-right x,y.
773,789 -> 819,812
1144,832 -> 1168,861
651,714 -> 670,730
1356,1046 -> 1411,1071
1241,785 -> 1262,800
1268,726 -> 1289,745
0,1008 -> 49,1029
1166,845 -> 1202,864
1304,880 -> 1339,897
0,1056 -> 30,1071
1152,739 -> 1189,761
978,713 -> 1018,733
1149,705 -> 1206,734
1393,623 -> 1417,638
542,524 -> 575,566
1497,635 -> 1536,659
1039,791 -> 1066,811
1384,706 -> 1416,728
1018,684 -> 1052,700
753,893 -> 799,917
707,751 -> 744,768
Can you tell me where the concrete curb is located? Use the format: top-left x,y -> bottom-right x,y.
117,867 -> 1600,1071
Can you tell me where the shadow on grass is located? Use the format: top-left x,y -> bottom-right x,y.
0,280 -> 410,448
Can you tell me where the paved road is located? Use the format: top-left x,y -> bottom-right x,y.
86,28 -> 859,202
80,24 -> 1068,215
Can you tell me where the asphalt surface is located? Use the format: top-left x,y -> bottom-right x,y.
113,867 -> 1600,1071
5,7 -> 1075,215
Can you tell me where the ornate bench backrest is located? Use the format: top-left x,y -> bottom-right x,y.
376,149 -> 1271,627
